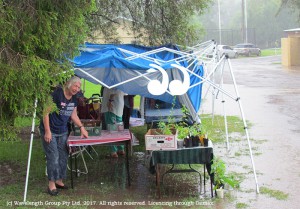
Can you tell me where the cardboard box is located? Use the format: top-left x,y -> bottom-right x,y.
145,129 -> 177,150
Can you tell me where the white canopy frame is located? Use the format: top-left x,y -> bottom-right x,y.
23,98 -> 38,202
201,54 -> 260,194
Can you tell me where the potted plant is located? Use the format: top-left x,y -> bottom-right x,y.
157,121 -> 176,135
176,125 -> 189,148
189,123 -> 202,147
155,99 -> 177,135
211,157 -> 240,198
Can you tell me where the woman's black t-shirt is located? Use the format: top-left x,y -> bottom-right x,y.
40,87 -> 78,134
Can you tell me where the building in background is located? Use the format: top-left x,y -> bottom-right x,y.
281,28 -> 300,67
90,17 -> 146,44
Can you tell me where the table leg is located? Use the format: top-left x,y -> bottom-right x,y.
204,165 -> 206,194
75,154 -> 78,177
126,141 -> 131,186
70,153 -> 73,189
156,164 -> 161,199
211,180 -> 213,197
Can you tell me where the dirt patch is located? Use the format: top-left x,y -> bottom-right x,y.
0,161 -> 22,187
18,126 -> 39,141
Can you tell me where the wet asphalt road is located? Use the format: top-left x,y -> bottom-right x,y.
201,55 -> 300,209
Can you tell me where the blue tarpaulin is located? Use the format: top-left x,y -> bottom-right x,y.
71,43 -> 203,116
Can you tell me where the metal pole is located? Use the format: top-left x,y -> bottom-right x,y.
227,58 -> 260,193
219,58 -> 230,150
244,0 -> 248,43
23,98 -> 38,202
218,0 -> 222,44
242,0 -> 245,42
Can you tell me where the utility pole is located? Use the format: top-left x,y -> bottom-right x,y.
242,0 -> 245,42
218,0 -> 222,44
244,0 -> 248,43
242,0 -> 248,43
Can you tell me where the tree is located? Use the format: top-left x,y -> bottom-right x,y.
0,0 -> 212,141
87,0 -> 212,46
279,0 -> 300,21
0,0 -> 96,140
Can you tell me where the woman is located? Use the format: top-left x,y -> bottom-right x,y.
40,76 -> 88,196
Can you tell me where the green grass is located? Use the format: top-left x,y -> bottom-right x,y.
200,114 -> 250,143
3,111 -> 249,207
261,48 -> 281,56
81,80 -> 141,108
0,138 -> 211,208
81,79 -> 101,98
236,202 -> 249,208
260,186 -> 288,200
237,48 -> 281,58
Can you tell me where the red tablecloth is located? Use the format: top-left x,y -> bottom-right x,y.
68,130 -> 131,146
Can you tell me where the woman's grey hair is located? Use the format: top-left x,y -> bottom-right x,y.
65,76 -> 81,89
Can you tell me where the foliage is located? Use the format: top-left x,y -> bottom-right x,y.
88,0 -> 212,45
155,96 -> 177,135
279,0 -> 300,21
189,123 -> 202,136
0,0 -> 96,141
157,120 -> 174,135
176,126 -> 190,140
211,157 -> 240,190
42,95 -> 59,117
156,104 -> 202,140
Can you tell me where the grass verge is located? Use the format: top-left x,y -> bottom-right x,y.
1,114 -> 249,208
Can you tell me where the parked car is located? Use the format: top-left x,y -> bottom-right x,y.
233,43 -> 261,56
217,45 -> 238,58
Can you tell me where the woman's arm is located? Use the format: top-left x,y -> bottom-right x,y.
43,114 -> 52,143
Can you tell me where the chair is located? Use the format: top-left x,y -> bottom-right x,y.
68,145 -> 98,176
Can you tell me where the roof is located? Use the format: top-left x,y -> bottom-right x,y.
71,43 -> 205,113
284,28 -> 300,32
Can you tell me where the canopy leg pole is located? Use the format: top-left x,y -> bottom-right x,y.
217,57 -> 230,151
219,72 -> 230,151
222,97 -> 230,151
211,63 -> 216,124
23,98 -> 38,202
227,58 -> 260,193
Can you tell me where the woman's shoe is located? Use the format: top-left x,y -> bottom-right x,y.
55,183 -> 69,190
47,188 -> 59,196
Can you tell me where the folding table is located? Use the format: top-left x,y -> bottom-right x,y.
68,129 -> 132,189
150,142 -> 214,198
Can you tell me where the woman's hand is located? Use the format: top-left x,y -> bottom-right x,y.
80,127 -> 89,138
44,131 -> 52,143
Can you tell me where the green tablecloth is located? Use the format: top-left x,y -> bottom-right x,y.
151,147 -> 213,165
